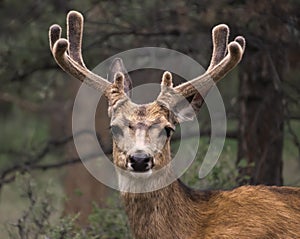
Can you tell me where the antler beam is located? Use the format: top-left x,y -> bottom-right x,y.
174,24 -> 245,98
49,11 -> 111,91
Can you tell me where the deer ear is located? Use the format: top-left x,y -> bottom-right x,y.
172,99 -> 197,123
174,93 -> 206,123
108,58 -> 132,97
158,71 -> 197,123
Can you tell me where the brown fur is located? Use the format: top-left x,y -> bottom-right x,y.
49,11 -> 300,239
112,102 -> 300,239
123,181 -> 300,239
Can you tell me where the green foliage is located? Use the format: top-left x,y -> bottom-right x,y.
0,107 -> 49,169
180,138 -> 239,189
46,215 -> 82,239
87,201 -> 132,239
7,175 -> 131,239
46,204 -> 132,239
7,174 -> 54,239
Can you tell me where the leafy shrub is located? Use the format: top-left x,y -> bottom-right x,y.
7,174 -> 132,239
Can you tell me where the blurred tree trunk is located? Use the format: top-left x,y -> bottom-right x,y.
62,80 -> 112,226
48,78 -> 111,226
237,49 -> 285,185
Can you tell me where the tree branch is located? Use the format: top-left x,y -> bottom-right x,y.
0,128 -> 236,189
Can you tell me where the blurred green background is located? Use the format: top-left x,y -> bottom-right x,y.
0,0 -> 299,238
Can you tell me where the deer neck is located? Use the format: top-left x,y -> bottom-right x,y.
119,143 -> 209,239
115,141 -> 210,238
121,179 -> 209,239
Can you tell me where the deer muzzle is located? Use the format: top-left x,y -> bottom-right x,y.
128,152 -> 154,172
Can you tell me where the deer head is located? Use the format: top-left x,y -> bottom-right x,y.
49,11 -> 245,186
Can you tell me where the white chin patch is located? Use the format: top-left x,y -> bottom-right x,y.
129,169 -> 153,178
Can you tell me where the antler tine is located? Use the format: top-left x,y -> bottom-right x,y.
67,11 -> 85,67
49,24 -> 61,50
174,25 -> 245,98
207,24 -> 229,71
49,11 -> 111,91
235,36 -> 246,51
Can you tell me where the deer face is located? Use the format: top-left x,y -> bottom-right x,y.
105,69 -> 198,175
109,99 -> 175,173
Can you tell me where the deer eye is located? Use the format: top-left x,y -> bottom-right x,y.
165,126 -> 175,137
160,126 -> 174,138
110,125 -> 124,137
128,124 -> 134,130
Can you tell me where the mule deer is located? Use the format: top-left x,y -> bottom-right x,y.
49,11 -> 300,239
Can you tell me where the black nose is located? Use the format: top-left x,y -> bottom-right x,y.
129,153 -> 153,172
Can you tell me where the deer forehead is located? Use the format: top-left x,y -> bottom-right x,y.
110,101 -> 173,128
